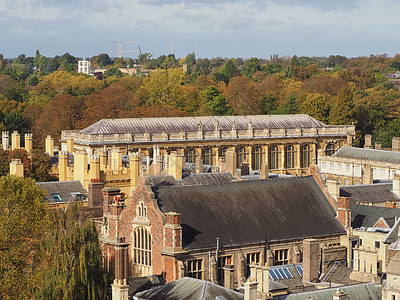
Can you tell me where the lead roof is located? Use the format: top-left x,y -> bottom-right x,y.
340,183 -> 399,205
333,146 -> 400,164
152,176 -> 345,249
80,114 -> 326,135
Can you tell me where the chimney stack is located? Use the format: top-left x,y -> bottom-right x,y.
195,156 -> 203,174
337,197 -> 351,229
11,131 -> 20,150
24,133 -> 33,155
362,163 -> 373,184
393,174 -> 400,198
168,151 -> 183,180
326,179 -> 340,200
364,134 -> 373,149
393,137 -> 400,152
45,135 -> 54,156
244,281 -> 258,300
225,149 -> 236,176
2,131 -> 9,151
261,164 -> 269,179
303,239 -> 320,285
88,178 -> 104,208
375,142 -> 382,150
9,159 -> 24,177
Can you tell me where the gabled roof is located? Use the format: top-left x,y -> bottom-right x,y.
36,180 -> 88,203
340,183 -> 399,205
154,176 -> 345,249
351,204 -> 400,229
333,146 -> 400,164
132,277 -> 243,300
384,218 -> 400,249
80,114 -> 326,135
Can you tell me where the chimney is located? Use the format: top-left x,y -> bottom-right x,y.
261,164 -> 269,179
375,142 -> 382,150
163,212 -> 183,252
58,151 -> 68,181
102,186 -> 121,215
111,147 -> 122,172
303,239 -> 320,285
11,131 -> 20,150
225,149 -> 236,176
45,135 -> 54,156
393,137 -> 400,152
2,131 -> 9,151
326,179 -> 340,200
385,201 -> 397,208
346,134 -> 354,147
88,178 -> 104,208
99,150 -> 107,170
90,156 -> 100,181
168,151 -> 183,180
362,163 -> 373,184
337,197 -> 351,229
223,264 -> 235,290
130,152 -> 140,189
9,159 -> 24,177
364,134 -> 372,149
73,150 -> 88,186
195,156 -> 203,173
244,281 -> 258,300
67,137 -> 74,154
24,133 -> 33,156
111,279 -> 129,300
114,245 -> 129,282
393,174 -> 400,198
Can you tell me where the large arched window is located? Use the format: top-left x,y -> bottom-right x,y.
301,144 -> 312,168
236,147 -> 248,167
252,146 -> 264,171
325,144 -> 335,156
185,148 -> 196,164
219,147 -> 227,161
203,148 -> 214,165
133,227 -> 152,267
269,146 -> 280,170
285,145 -> 296,169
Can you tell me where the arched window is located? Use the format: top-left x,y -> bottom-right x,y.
185,148 -> 196,164
219,147 -> 227,161
236,147 -> 248,167
301,144 -> 312,168
133,227 -> 152,267
285,145 -> 296,169
203,148 -> 214,165
269,146 -> 280,170
325,144 -> 335,156
252,146 -> 264,171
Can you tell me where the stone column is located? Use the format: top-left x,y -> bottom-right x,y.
246,145 -> 252,171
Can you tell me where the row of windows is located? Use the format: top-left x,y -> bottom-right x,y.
185,145 -> 314,170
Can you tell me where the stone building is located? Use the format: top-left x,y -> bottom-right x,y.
60,114 -> 355,179
99,174 -> 346,290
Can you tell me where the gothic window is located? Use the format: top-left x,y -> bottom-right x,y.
325,143 -> 335,156
133,227 -> 152,267
219,146 -> 227,161
274,249 -> 289,265
285,145 -> 296,169
236,147 -> 248,167
218,255 -> 232,285
269,145 -> 280,170
246,252 -> 261,277
185,148 -> 196,164
252,146 -> 263,171
203,148 -> 214,165
137,202 -> 147,218
187,259 -> 203,279
301,144 -> 312,168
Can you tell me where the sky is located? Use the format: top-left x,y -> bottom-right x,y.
1,0 -> 400,59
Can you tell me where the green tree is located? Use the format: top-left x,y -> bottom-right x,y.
214,59 -> 238,84
31,149 -> 52,182
299,93 -> 329,123
103,67 -> 123,78
200,86 -> 232,115
0,175 -> 47,299
241,58 -> 261,78
330,83 -> 356,125
36,202 -> 110,300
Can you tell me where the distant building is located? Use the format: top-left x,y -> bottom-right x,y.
78,58 -> 91,75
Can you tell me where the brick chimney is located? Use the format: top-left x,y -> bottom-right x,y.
337,197 -> 351,229
168,151 -> 183,180
102,187 -> 121,215
393,137 -> 400,152
362,163 -> 373,185
88,178 -> 104,208
364,134 -> 373,149
303,239 -> 320,285
393,174 -> 400,198
163,212 -> 183,253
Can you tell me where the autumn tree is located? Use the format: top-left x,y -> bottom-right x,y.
226,76 -> 260,115
299,93 -> 330,123
330,83 -> 356,125
0,176 -> 47,299
200,86 -> 232,116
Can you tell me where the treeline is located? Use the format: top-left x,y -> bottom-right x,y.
1,51 -> 400,148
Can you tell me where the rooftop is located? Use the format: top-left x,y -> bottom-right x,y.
333,146 -> 400,164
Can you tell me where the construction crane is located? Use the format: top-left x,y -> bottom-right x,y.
169,40 -> 174,55
112,40 -> 139,58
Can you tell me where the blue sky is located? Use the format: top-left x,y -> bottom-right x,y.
1,0 -> 400,59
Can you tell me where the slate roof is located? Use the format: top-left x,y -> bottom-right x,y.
340,183 -> 399,205
383,218 -> 400,249
333,146 -> 400,164
132,277 -> 243,300
80,114 -> 326,135
148,172 -> 236,188
36,180 -> 88,203
275,282 -> 381,300
351,204 -> 400,229
153,176 -> 345,249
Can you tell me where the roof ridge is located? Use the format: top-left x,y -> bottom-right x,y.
201,280 -> 208,300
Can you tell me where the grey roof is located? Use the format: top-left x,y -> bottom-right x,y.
36,180 -> 88,203
340,183 -> 399,205
383,218 -> 400,247
351,204 -> 400,228
128,275 -> 165,296
275,282 -> 381,300
80,114 -> 326,135
148,172 -> 236,188
153,176 -> 345,249
132,277 -> 243,300
333,146 -> 400,164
